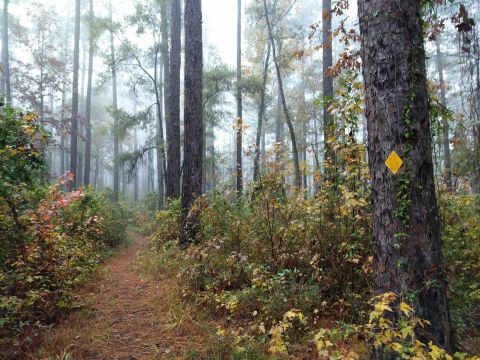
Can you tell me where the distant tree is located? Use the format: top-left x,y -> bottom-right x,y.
322,0 -> 334,165
120,0 -> 167,208
1,0 -> 11,103
108,0 -> 120,200
435,36 -> 453,191
84,0 -> 94,186
253,42 -> 270,183
263,0 -> 301,188
203,60 -> 235,192
180,0 -> 203,247
14,3 -> 64,121
70,0 -> 81,186
358,0 -> 453,355
235,0 -> 243,197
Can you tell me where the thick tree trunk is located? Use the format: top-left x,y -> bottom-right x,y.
263,0 -> 301,188
1,0 -> 11,104
358,0 -> 453,355
84,0 -> 94,187
109,0 -> 120,200
253,43 -> 271,183
322,0 -> 334,165
167,0 -> 181,199
235,0 -> 243,197
70,0 -> 81,186
435,37 -> 452,191
180,0 -> 203,247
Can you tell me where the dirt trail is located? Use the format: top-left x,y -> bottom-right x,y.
38,232 -> 207,360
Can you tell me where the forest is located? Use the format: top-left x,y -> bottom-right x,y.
0,0 -> 479,359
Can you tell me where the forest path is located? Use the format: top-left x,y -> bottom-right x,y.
37,232 -> 207,360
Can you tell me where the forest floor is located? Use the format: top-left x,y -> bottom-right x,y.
34,232 -> 216,360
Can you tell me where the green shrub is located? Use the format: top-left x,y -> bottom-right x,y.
0,106 -> 129,353
440,194 -> 480,344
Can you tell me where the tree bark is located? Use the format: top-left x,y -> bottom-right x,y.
167,0 -> 181,199
180,0 -> 203,247
109,0 -> 120,200
253,42 -> 270,183
84,0 -> 94,187
358,0 -> 453,354
1,0 -> 11,104
263,0 -> 301,188
235,0 -> 243,197
70,0 -> 81,187
322,0 -> 334,165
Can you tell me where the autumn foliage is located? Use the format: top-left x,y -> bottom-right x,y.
0,106 -> 128,354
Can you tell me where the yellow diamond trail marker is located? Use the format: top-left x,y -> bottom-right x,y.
385,151 -> 403,175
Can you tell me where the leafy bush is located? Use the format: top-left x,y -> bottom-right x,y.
440,194 -> 480,348
144,173 -> 480,356
310,292 -> 479,360
145,166 -> 372,351
0,105 -> 128,354
0,181 -> 128,345
141,73 -> 480,355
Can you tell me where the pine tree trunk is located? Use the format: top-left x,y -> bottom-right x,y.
161,0 -> 173,202
253,43 -> 271,183
134,130 -> 139,202
1,0 -> 11,104
235,0 -> 243,197
84,0 -> 94,187
358,0 -> 453,354
472,32 -> 480,194
300,60 -> 308,189
70,0 -> 81,186
155,54 -> 166,209
80,33 -> 87,112
322,0 -> 334,165
93,157 -> 99,190
263,0 -> 301,188
167,0 -> 181,199
180,0 -> 203,247
77,152 -> 83,185
275,82 -> 283,162
109,0 -> 120,200
60,8 -> 70,176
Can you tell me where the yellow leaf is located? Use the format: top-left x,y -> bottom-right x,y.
390,342 -> 403,352
400,302 -> 414,316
